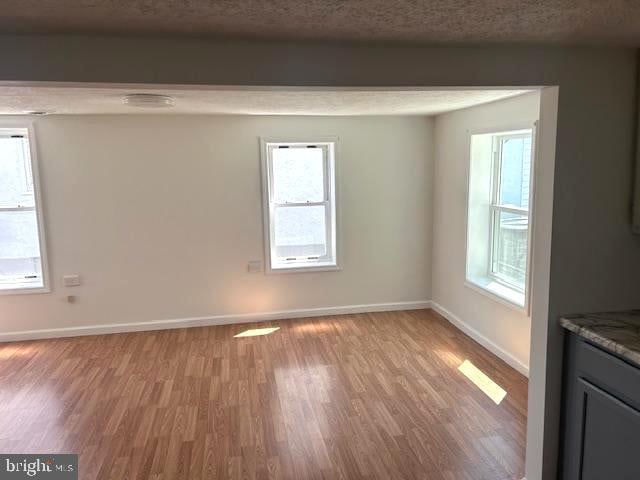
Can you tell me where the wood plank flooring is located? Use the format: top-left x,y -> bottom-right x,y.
0,309 -> 528,479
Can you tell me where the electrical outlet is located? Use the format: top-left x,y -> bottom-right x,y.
63,274 -> 81,287
247,260 -> 263,273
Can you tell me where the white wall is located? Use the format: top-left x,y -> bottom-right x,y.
431,92 -> 541,374
0,115 -> 433,335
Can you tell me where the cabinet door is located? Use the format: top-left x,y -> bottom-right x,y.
572,378 -> 640,479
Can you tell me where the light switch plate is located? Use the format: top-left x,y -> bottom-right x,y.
63,274 -> 81,287
247,260 -> 263,273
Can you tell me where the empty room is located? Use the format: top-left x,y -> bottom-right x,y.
1,4 -> 640,480
0,85 -> 548,479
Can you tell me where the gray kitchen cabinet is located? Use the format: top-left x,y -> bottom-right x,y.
561,332 -> 640,479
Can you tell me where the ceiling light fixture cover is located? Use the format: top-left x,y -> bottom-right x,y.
122,94 -> 175,108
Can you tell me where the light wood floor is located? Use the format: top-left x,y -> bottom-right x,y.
0,309 -> 527,479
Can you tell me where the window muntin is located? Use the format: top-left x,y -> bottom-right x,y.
262,141 -> 337,271
0,129 -> 46,291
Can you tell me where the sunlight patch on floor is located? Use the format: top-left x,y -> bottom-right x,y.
0,346 -> 34,359
434,349 -> 463,366
292,322 -> 334,334
234,327 -> 280,338
458,359 -> 507,405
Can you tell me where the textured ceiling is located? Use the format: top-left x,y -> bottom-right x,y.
0,1 -> 638,45
0,86 -> 532,115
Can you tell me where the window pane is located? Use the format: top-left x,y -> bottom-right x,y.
272,147 -> 324,203
0,210 -> 42,285
273,205 -> 327,259
0,136 -> 33,207
492,210 -> 528,290
498,135 -> 532,209
0,133 -> 43,288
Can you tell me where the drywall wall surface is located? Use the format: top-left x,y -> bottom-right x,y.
432,92 -> 540,371
0,114 -> 433,331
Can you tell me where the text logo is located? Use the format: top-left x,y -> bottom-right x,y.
0,455 -> 77,479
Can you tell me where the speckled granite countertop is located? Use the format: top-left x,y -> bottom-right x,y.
560,310 -> 640,365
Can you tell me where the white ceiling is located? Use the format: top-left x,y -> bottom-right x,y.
0,85 -> 533,116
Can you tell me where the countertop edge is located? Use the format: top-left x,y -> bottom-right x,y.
560,314 -> 640,367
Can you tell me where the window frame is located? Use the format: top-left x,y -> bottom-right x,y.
464,124 -> 537,312
488,132 -> 531,292
0,122 -> 50,295
260,137 -> 340,274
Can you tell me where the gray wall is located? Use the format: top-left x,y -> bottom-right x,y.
1,34 -> 638,479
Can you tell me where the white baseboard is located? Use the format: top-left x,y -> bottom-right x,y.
0,300 -> 432,343
1,300 -> 531,378
430,301 -> 529,377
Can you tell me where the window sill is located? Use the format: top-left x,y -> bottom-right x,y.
465,276 -> 527,313
267,262 -> 341,274
0,284 -> 49,296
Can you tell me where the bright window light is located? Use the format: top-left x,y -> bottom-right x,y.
233,327 -> 280,338
466,128 -> 534,308
0,128 -> 47,292
261,140 -> 338,272
458,360 -> 507,405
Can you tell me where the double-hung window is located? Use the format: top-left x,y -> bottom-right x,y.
0,127 -> 48,292
261,139 -> 338,272
489,133 -> 532,290
466,128 -> 534,308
